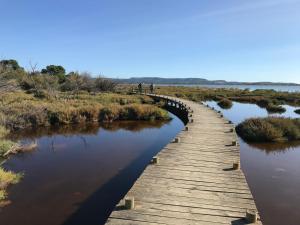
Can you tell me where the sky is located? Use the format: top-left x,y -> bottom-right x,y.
1,0 -> 300,82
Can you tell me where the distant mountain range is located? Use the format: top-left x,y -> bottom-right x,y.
114,77 -> 300,86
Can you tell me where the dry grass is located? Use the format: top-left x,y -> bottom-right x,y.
0,168 -> 22,202
0,91 -> 169,130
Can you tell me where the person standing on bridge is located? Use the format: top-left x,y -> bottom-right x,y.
138,83 -> 143,94
150,83 -> 154,94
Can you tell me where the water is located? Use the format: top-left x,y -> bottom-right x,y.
205,101 -> 300,225
159,84 -> 300,92
0,115 -> 184,225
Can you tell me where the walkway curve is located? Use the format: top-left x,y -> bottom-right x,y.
106,94 -> 262,225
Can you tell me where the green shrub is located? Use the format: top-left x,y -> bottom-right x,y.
256,99 -> 271,108
295,109 -> 300,115
236,117 -> 300,142
266,104 -> 286,114
217,98 -> 233,109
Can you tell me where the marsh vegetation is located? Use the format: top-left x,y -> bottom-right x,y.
236,117 -> 300,142
0,59 -> 170,205
217,98 -> 233,109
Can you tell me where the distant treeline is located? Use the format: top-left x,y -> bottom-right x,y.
0,59 -> 117,98
114,77 -> 300,86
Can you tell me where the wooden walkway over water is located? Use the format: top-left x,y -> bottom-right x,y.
106,95 -> 262,225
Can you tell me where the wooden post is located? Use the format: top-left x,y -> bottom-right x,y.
174,137 -> 180,143
185,126 -> 189,131
228,120 -> 233,124
220,114 -> 223,118
230,128 -> 234,132
232,141 -> 237,146
189,119 -> 194,123
151,156 -> 159,164
246,209 -> 258,223
125,197 -> 135,210
233,162 -> 240,170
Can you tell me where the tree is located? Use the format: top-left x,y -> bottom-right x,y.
41,65 -> 66,83
41,65 -> 65,76
0,59 -> 22,70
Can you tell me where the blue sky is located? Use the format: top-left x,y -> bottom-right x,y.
1,0 -> 300,82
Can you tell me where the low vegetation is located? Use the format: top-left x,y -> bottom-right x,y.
0,168 -> 22,202
236,117 -> 300,142
217,98 -> 233,109
122,85 -> 300,107
295,109 -> 300,115
266,104 -> 286,114
0,126 -> 22,205
0,91 -> 169,131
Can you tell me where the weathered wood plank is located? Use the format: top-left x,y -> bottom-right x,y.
105,94 -> 262,225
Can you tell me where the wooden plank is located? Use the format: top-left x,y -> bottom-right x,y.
105,94 -> 262,225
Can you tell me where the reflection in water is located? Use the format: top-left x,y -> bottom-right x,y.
0,115 -> 184,225
248,141 -> 300,153
9,120 -> 169,140
205,100 -> 300,225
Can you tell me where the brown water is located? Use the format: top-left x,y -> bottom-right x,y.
206,101 -> 300,225
0,115 -> 184,225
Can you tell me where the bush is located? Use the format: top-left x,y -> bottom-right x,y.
266,104 -> 286,114
256,99 -> 271,108
236,117 -> 300,142
217,98 -> 233,109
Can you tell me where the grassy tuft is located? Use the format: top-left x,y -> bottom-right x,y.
0,168 -> 22,202
236,117 -> 300,142
266,104 -> 286,114
0,140 -> 16,157
295,109 -> 300,115
217,98 -> 233,109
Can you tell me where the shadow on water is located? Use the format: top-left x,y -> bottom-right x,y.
62,139 -> 157,225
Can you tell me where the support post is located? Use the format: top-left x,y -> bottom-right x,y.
233,162 -> 240,170
246,209 -> 258,223
125,197 -> 135,210
174,137 -> 180,143
151,156 -> 159,164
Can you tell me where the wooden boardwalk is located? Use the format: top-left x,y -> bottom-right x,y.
106,95 -> 262,225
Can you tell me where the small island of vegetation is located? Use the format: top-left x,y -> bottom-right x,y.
217,98 -> 233,109
236,117 -> 300,142
295,109 -> 300,115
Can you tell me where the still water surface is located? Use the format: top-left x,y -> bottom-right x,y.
206,101 -> 300,225
0,115 -> 184,225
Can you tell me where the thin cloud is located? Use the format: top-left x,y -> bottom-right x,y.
193,0 -> 300,19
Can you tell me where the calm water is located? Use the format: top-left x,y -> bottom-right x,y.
160,84 -> 300,92
206,101 -> 300,225
0,115 -> 184,225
